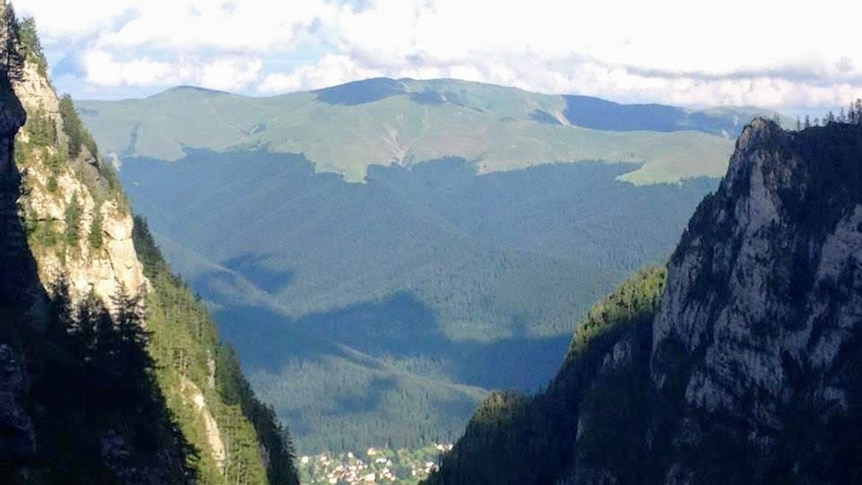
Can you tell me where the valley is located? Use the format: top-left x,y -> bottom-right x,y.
6,1 -> 862,484
77,79 -> 742,454
117,152 -> 715,452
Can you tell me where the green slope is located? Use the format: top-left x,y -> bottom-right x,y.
0,10 -> 300,484
75,79 -> 774,454
424,267 -> 666,485
133,218 -> 301,484
112,148 -> 714,452
77,78 -> 784,184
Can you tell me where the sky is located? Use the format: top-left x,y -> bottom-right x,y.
11,0 -> 862,112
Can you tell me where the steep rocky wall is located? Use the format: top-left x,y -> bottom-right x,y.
12,57 -> 148,312
0,59 -> 31,313
426,119 -> 862,485
651,119 -> 862,482
0,6 -> 297,484
0,9 -> 40,467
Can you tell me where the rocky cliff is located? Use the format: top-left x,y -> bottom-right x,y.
426,119 -> 862,485
0,5 -> 299,484
10,31 -> 147,312
650,118 -> 862,483
0,10 -> 38,471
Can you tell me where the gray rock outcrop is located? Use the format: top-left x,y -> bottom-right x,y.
651,119 -> 862,482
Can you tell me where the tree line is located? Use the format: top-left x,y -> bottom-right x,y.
797,99 -> 862,130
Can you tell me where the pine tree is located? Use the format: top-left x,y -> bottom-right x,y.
0,4 -> 23,81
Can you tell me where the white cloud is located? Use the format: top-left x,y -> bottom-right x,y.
83,50 -> 172,87
199,57 -> 263,91
12,0 -> 862,109
258,54 -> 381,94
11,0 -> 132,39
94,0 -> 331,53
83,50 -> 262,92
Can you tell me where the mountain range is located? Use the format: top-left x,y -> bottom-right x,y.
76,79 -> 785,453
77,77 -> 790,184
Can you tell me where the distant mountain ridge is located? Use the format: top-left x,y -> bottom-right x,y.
561,95 -> 757,135
72,76 -> 784,454
312,77 -> 771,136
74,77 -> 789,455
78,77 -> 788,184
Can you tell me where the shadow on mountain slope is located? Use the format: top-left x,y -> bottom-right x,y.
207,292 -> 571,452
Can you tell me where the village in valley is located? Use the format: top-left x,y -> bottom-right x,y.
298,444 -> 454,485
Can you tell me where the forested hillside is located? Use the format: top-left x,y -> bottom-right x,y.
118,150 -> 714,452
0,5 -> 299,483
76,33 -> 788,458
424,267 -> 666,485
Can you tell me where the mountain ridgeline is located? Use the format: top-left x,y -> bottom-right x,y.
425,119 -> 862,484
77,77 -> 788,184
76,76 -> 758,453
0,5 -> 298,484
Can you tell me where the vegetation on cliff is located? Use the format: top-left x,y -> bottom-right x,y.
134,216 -> 300,485
424,267 -> 665,484
0,9 -> 300,484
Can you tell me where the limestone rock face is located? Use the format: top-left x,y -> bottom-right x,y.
651,119 -> 862,481
14,63 -> 58,120
12,58 -> 148,311
0,6 -> 288,485
425,123 -> 862,485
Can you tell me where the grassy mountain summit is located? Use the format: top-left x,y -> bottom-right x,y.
77,78 -> 786,184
